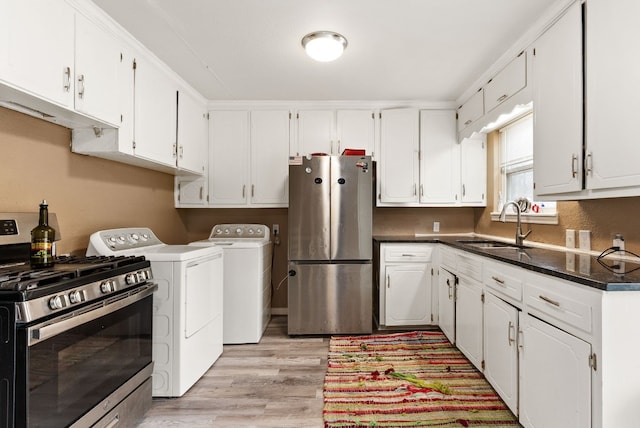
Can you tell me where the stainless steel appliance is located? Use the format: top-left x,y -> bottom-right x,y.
0,213 -> 156,428
288,155 -> 373,335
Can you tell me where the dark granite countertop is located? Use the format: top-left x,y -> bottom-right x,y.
374,235 -> 640,291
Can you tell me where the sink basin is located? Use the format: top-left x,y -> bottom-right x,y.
456,239 -> 526,250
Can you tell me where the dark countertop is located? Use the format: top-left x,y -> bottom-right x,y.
374,235 -> 640,291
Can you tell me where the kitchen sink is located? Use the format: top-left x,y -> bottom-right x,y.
456,239 -> 528,250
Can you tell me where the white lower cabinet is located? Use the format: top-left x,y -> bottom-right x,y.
438,267 -> 456,344
519,313 -> 591,428
379,243 -> 434,327
384,264 -> 432,326
455,274 -> 483,370
483,291 -> 519,415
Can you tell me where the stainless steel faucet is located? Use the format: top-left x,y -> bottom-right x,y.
499,201 -> 532,247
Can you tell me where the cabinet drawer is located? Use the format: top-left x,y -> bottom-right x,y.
524,273 -> 598,334
383,244 -> 433,262
456,252 -> 482,281
483,260 -> 523,302
439,246 -> 457,269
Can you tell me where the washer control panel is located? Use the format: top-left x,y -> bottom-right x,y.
208,224 -> 270,242
87,228 -> 163,255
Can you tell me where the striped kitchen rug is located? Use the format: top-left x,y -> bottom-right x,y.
323,330 -> 521,427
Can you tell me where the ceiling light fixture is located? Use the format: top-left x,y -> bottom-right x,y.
301,31 -> 348,62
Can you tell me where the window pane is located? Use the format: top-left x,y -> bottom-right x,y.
506,169 -> 533,202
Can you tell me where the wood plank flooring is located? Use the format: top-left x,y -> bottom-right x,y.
137,316 -> 329,427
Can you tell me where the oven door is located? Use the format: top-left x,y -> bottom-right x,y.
15,285 -> 155,428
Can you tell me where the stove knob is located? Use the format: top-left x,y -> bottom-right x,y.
69,290 -> 82,304
100,280 -> 113,293
125,274 -> 137,285
48,296 -> 63,310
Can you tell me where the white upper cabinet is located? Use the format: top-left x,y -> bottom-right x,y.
177,89 -> 208,175
532,1 -> 583,197
295,110 -> 335,156
420,110 -> 460,204
74,12 -> 124,127
378,109 -> 420,205
133,55 -> 178,168
484,52 -> 527,113
208,110 -> 290,208
457,89 -> 484,133
0,0 -> 75,108
460,137 -> 486,206
336,110 -> 375,157
250,110 -> 290,206
209,111 -> 250,206
585,0 -> 640,191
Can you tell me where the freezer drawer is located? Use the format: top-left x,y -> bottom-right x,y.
288,263 -> 372,335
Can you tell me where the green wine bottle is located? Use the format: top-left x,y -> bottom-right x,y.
30,200 -> 56,268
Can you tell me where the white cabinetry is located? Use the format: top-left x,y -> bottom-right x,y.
0,0 -> 75,108
483,291 -> 519,415
519,313 -> 591,428
457,90 -> 484,133
176,89 -> 208,175
532,1 -> 583,197
74,12 -> 124,127
379,244 -> 435,327
460,137 -> 486,206
293,109 -> 375,157
484,53 -> 527,114
209,110 -> 290,208
378,109 -> 420,204
585,0 -> 640,192
133,55 -> 178,168
175,176 -> 207,207
420,110 -> 460,204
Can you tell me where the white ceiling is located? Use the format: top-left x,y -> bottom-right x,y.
92,0 -> 559,102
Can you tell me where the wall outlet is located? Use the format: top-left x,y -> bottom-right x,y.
579,230 -> 591,251
566,229 -> 575,249
613,234 -> 625,251
272,224 -> 279,235
433,221 -> 440,233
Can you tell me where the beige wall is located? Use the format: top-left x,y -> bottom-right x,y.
0,107 -> 186,255
474,131 -> 640,252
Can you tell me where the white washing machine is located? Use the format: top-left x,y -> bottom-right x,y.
86,227 -> 223,397
190,224 -> 272,344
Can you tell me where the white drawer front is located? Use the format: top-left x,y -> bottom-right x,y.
483,260 -> 523,302
524,275 -> 597,334
457,252 -> 482,281
440,247 -> 457,269
384,244 -> 433,263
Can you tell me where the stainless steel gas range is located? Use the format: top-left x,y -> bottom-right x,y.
0,213 -> 157,428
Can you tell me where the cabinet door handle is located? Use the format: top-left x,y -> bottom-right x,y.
539,295 -> 560,307
386,274 -> 390,288
420,184 -> 424,197
199,186 -> 203,201
464,119 -> 472,126
491,276 -> 505,285
508,321 -> 515,346
462,184 -> 466,196
401,253 -> 418,257
585,152 -> 593,176
337,140 -> 341,154
413,183 -> 417,196
63,66 -> 71,92
77,74 -> 85,99
497,94 -> 508,102
571,154 -> 578,178
179,145 -> 184,159
242,185 -> 246,198
251,184 -> 255,197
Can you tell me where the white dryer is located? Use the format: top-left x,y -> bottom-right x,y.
87,227 -> 223,397
190,224 -> 272,344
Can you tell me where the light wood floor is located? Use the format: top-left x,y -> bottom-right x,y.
137,316 -> 329,427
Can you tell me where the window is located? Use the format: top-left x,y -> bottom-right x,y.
492,113 -> 557,224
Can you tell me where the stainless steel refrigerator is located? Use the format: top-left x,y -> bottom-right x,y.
288,155 -> 373,335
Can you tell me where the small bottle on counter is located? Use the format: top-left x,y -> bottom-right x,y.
30,200 -> 56,268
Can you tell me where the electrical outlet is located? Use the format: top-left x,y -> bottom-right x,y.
613,234 -> 625,251
272,224 -> 279,235
566,229 -> 575,249
579,230 -> 591,251
433,221 -> 440,233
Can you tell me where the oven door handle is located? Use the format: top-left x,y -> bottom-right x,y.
27,283 -> 157,346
